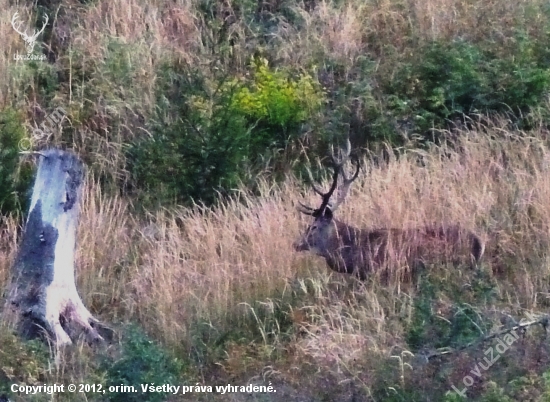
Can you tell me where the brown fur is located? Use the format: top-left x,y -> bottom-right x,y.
295,214 -> 485,281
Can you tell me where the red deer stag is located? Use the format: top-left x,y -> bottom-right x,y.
294,141 -> 485,281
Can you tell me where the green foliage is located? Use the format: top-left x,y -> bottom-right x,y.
31,62 -> 60,104
444,390 -> 467,402
126,61 -> 251,207
392,41 -> 484,122
507,374 -> 547,401
10,60 -> 60,105
0,327 -> 49,395
230,57 -> 323,130
542,371 -> 550,401
441,369 -> 550,401
0,107 -> 33,217
405,274 -> 493,351
477,382 -> 515,402
103,41 -> 133,89
386,37 -> 550,141
68,37 -> 148,129
104,325 -> 185,402
127,57 -> 324,208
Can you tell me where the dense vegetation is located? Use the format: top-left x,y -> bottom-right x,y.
3,0 -> 550,401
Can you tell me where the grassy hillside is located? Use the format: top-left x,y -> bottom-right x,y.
2,0 -> 550,401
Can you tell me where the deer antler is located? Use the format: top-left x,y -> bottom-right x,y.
298,138 -> 360,216
329,139 -> 360,212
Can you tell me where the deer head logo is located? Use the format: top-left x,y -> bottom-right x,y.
11,12 -> 49,55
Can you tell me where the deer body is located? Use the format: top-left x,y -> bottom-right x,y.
295,215 -> 485,280
295,140 -> 485,281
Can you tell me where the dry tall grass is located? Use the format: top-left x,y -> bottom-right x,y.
5,120 -> 550,397
271,0 -> 549,72
3,0 -> 550,398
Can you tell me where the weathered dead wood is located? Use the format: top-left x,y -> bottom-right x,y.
3,149 -> 103,345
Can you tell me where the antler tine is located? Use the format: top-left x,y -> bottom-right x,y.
330,154 -> 360,212
331,138 -> 361,212
298,138 -> 355,216
298,164 -> 338,215
305,166 -> 327,197
297,201 -> 317,216
329,138 -> 352,168
316,163 -> 340,214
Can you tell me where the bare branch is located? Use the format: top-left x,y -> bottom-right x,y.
424,314 -> 549,361
19,151 -> 48,158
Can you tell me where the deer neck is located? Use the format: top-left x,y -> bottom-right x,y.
333,219 -> 359,244
319,219 -> 357,274
318,219 -> 357,257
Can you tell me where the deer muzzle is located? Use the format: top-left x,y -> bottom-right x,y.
293,239 -> 309,251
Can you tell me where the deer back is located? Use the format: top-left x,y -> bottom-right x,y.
302,220 -> 485,281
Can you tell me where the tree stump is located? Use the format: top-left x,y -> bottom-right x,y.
3,149 -> 102,345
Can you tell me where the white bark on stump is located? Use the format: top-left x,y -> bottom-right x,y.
4,149 -> 102,346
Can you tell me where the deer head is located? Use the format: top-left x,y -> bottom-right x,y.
294,139 -> 360,254
12,12 -> 49,54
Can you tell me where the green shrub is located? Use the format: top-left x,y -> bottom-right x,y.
405,275 -> 493,351
104,325 -> 184,402
477,382 -> 515,402
230,57 -> 323,132
0,327 -> 49,395
126,61 -> 251,207
0,108 -> 33,217
386,37 -> 550,141
392,41 -> 484,126
32,62 -> 60,104
126,57 -> 324,208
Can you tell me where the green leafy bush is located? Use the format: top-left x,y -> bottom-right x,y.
0,328 -> 49,395
127,58 -> 324,208
230,57 -> 323,129
226,56 -> 325,163
126,61 -> 251,207
0,108 -> 33,217
392,41 -> 484,125
405,275 -> 492,351
104,325 -> 184,402
386,37 -> 550,140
